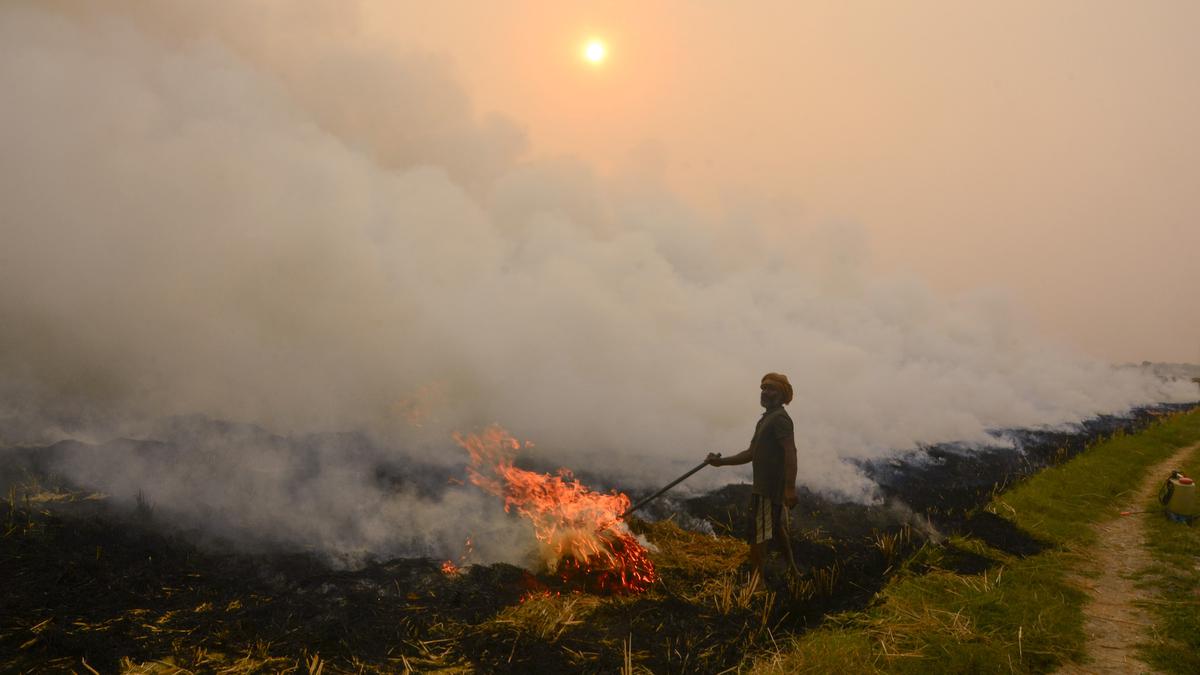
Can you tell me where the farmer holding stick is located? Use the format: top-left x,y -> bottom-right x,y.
706,373 -> 801,584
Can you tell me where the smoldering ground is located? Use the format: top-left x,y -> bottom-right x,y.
0,1 -> 1195,565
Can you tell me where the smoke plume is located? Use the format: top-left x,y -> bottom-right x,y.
0,1 -> 1193,563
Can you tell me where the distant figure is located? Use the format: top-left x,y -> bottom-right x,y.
707,373 -> 800,584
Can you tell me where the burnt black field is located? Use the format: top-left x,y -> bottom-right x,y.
1,402 -> 1195,673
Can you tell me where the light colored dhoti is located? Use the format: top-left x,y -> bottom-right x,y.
749,493 -> 789,545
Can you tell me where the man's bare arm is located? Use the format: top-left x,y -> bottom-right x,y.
783,435 -> 798,506
708,446 -> 753,466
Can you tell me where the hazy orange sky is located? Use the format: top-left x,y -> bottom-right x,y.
363,1 -> 1199,363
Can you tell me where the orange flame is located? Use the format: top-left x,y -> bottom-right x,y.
440,537 -> 474,575
453,425 -> 656,593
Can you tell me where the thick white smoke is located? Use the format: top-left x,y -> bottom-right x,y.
0,2 -> 1193,562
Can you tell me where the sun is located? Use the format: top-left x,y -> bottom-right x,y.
583,39 -> 607,65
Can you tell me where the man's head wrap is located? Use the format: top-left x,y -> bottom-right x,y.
760,372 -> 793,404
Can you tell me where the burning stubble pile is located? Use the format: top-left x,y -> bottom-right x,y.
0,404 -> 1190,673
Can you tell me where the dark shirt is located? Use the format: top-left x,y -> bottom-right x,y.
750,406 -> 794,502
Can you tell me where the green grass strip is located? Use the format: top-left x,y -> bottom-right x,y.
752,408 -> 1200,674
1000,410 -> 1200,545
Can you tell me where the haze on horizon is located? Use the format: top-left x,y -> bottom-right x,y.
373,0 -> 1200,364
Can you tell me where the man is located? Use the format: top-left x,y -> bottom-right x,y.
706,373 -> 800,583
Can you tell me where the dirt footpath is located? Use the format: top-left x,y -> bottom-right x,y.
1056,443 -> 1197,675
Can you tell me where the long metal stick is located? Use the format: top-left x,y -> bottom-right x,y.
620,460 -> 711,519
